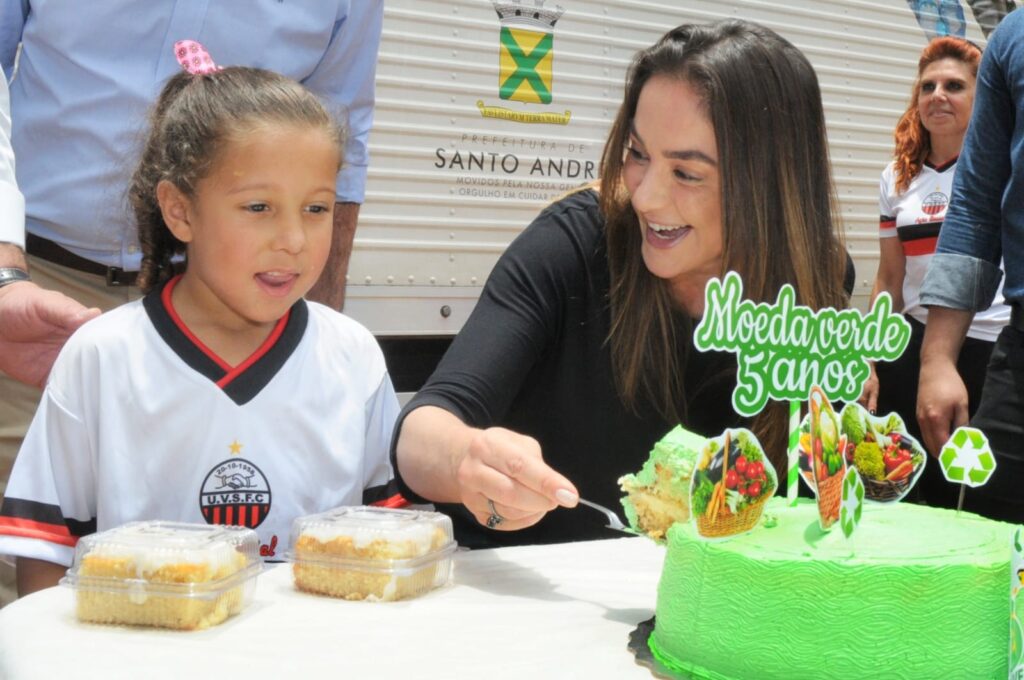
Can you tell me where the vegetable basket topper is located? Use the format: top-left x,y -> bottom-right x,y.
692,272 -> 914,536
798,402 -> 927,507
691,428 -> 776,540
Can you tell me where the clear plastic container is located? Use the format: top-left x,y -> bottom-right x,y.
61,521 -> 261,630
286,506 -> 456,601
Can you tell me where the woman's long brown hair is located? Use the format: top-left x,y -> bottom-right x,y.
600,20 -> 848,475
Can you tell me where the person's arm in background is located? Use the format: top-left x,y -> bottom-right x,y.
0,65 -> 98,387
860,239 -> 905,413
0,0 -> 27,79
917,307 -> 974,453
15,558 -> 66,595
0,329 -> 99,596
303,0 -> 384,310
917,19 -> 1014,454
860,169 -> 907,413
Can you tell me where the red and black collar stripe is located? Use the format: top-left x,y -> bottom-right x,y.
143,275 -> 308,405
924,156 -> 958,173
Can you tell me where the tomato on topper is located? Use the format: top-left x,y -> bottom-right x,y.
690,428 -> 776,540
798,402 -> 927,504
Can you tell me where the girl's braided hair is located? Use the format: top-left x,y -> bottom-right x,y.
129,67 -> 343,292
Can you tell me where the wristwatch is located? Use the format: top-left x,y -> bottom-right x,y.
0,267 -> 30,288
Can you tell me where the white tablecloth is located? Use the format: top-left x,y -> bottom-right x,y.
0,537 -> 666,679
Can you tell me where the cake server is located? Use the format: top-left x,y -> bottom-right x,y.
577,498 -> 637,535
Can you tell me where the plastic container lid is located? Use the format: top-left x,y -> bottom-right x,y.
286,506 -> 456,601
61,521 -> 262,630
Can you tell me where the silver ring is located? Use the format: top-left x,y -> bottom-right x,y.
486,499 -> 504,529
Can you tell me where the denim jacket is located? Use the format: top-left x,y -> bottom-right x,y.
920,9 -> 1024,310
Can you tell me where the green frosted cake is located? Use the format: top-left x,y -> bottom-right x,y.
650,498 -> 1012,679
619,426 -> 707,540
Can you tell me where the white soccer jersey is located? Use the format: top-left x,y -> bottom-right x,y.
879,159 -> 1008,341
0,279 -> 401,566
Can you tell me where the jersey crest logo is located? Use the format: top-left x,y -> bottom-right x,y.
921,191 -> 949,217
199,458 -> 272,529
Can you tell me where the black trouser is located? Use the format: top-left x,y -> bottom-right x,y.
953,324 -> 1024,523
875,315 -> 996,511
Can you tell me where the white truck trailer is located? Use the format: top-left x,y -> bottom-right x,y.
347,0 -> 1012,392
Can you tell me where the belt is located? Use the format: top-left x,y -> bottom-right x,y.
26,233 -> 138,287
1012,305 -> 1024,331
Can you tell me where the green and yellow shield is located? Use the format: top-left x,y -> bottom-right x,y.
498,26 -> 554,104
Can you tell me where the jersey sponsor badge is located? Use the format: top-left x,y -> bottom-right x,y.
921,191 -> 948,216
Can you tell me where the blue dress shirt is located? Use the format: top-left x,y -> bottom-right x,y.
0,0 -> 382,270
920,9 -> 1024,309
0,65 -> 23,249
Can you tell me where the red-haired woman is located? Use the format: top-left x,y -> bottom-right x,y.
860,37 -> 1009,507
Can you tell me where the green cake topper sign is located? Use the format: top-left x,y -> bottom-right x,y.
694,272 -> 912,417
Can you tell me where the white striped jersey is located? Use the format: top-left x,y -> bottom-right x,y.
879,159 -> 1008,341
0,280 -> 401,566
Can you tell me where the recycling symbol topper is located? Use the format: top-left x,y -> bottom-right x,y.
939,427 -> 997,488
840,467 -> 864,539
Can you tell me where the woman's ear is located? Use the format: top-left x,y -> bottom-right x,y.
156,180 -> 195,243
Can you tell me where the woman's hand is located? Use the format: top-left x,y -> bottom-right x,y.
857,362 -> 879,414
457,427 -> 579,531
859,235 -> 905,416
396,406 -> 579,531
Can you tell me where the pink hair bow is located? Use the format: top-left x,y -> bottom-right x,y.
174,40 -> 221,75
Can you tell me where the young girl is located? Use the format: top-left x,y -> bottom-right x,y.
0,46 -> 400,596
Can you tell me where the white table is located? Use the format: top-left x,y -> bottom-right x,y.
0,537 -> 666,679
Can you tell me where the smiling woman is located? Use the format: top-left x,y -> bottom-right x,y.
861,36 -> 1010,511
623,76 -> 723,310
392,20 -> 851,549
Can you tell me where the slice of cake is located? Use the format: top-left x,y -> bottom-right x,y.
288,506 -> 456,601
619,426 -> 707,540
63,522 -> 260,630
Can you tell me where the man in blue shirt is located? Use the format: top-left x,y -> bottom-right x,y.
0,0 -> 384,603
0,63 -> 98,464
0,1 -> 381,309
0,65 -> 98,389
0,63 -> 98,606
918,7 -> 1024,521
